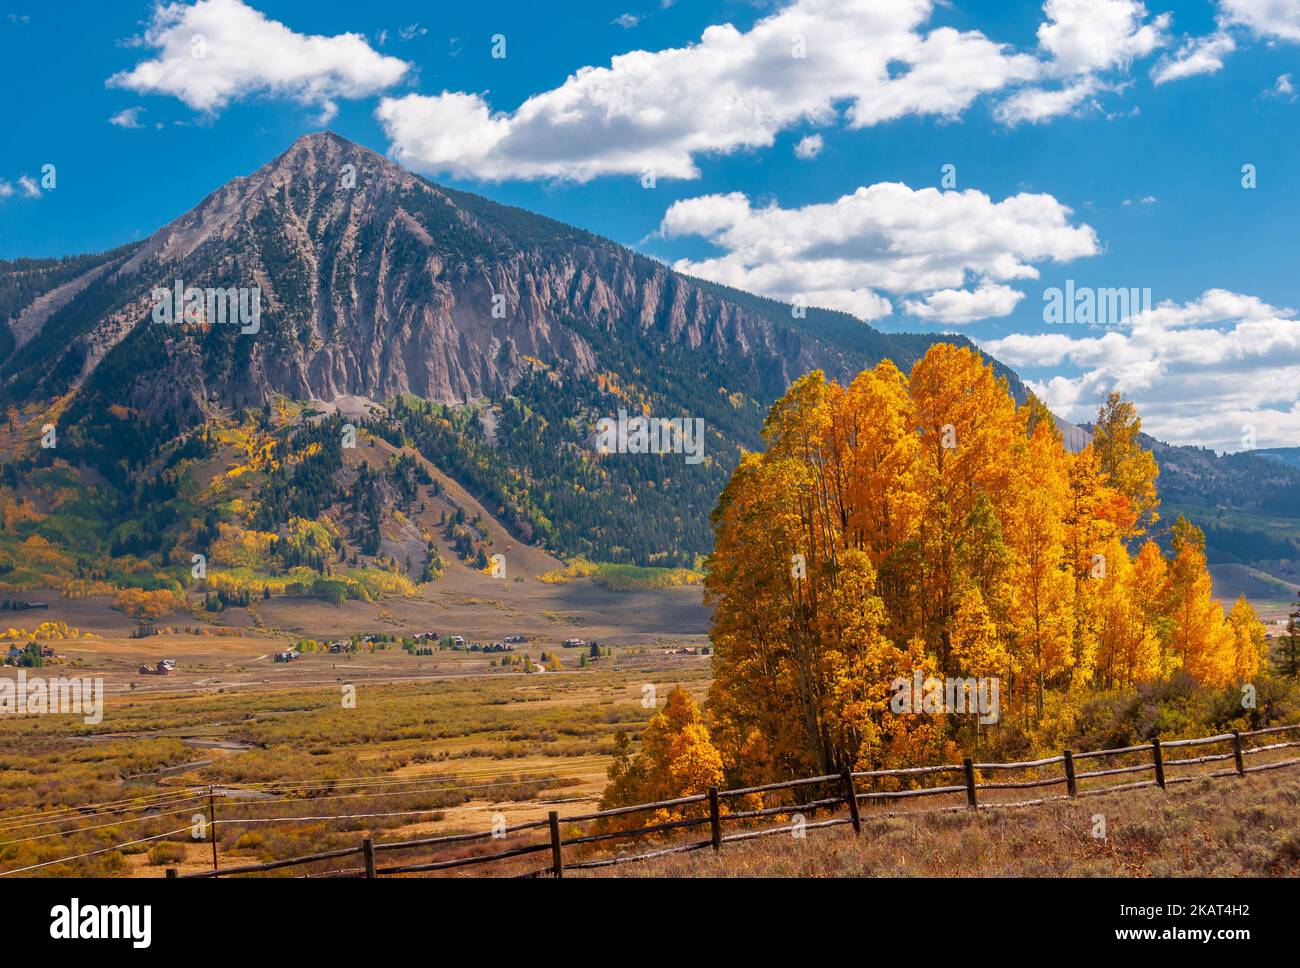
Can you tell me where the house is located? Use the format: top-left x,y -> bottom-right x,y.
138,659 -> 175,676
504,634 -> 527,644
273,651 -> 298,663
5,645 -> 24,663
562,638 -> 587,649
449,635 -> 466,647
41,645 -> 55,658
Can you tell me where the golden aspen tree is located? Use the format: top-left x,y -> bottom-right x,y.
1003,425 -> 1075,721
908,344 -> 1024,666
1164,517 -> 1235,686
1091,536 -> 1161,687
1091,392 -> 1159,538
1226,594 -> 1268,683
600,687 -> 723,809
830,361 -> 923,639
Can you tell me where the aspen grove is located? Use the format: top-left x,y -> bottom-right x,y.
692,344 -> 1270,787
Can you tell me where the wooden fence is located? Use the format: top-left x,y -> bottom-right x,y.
167,722 -> 1300,879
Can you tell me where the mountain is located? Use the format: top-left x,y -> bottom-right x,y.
0,131 -> 1032,585
1123,434 -> 1300,603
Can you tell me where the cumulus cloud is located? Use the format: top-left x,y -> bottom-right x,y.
16,176 -> 40,198
981,289 -> 1300,450
1035,0 -> 1169,75
657,183 -> 1098,321
902,282 -> 1025,323
377,0 -> 1039,182
108,0 -> 410,116
996,0 -> 1168,124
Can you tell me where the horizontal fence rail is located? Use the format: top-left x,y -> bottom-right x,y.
168,722 -> 1300,879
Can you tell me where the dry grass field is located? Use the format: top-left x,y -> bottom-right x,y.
585,767 -> 1300,878
0,578 -> 712,877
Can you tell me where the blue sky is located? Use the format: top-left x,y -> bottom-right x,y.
1,0 -> 1298,450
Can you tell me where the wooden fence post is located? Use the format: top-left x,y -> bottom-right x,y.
1232,730 -> 1245,776
208,786 -> 219,873
841,768 -> 861,835
362,837 -> 376,879
708,786 -> 722,851
548,810 -> 563,878
166,868 -> 177,879
1151,738 -> 1166,790
1063,749 -> 1077,797
962,758 -> 978,809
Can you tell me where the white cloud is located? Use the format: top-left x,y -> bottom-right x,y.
995,0 -> 1168,124
657,183 -> 1098,321
377,0 -> 1040,182
1151,31 -> 1236,84
1130,289 -> 1292,328
398,23 -> 427,42
613,13 -> 641,29
995,75 -> 1104,125
902,282 -> 1025,323
981,289 -> 1300,450
108,0 -> 410,116
1036,0 -> 1169,75
794,133 -> 823,159
1271,72 -> 1296,99
1153,0 -> 1300,86
16,176 -> 40,198
0,181 -> 13,199
109,106 -> 146,128
1220,0 -> 1300,43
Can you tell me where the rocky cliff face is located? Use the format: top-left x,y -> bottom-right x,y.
5,132 -> 872,421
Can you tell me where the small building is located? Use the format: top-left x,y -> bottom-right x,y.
562,638 -> 587,649
273,651 -> 298,663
